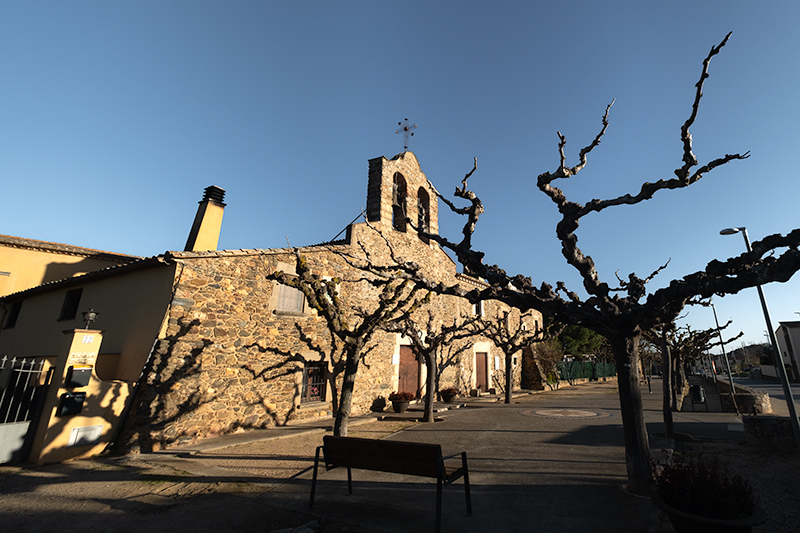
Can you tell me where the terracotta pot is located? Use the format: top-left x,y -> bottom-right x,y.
652,494 -> 766,533
391,400 -> 410,413
441,393 -> 457,403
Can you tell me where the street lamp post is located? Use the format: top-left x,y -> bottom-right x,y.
720,227 -> 800,447
710,301 -> 736,392
711,300 -> 739,413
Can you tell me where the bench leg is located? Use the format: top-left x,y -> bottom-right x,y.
463,462 -> 472,516
436,478 -> 443,533
310,446 -> 323,508
347,467 -> 353,495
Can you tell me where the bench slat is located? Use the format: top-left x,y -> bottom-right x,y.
323,436 -> 443,478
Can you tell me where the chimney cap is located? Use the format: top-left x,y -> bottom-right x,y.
202,185 -> 226,205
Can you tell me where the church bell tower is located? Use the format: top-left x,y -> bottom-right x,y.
365,151 -> 438,242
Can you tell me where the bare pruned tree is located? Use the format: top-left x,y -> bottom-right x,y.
241,322 -> 348,415
468,311 -> 542,404
402,33 -> 800,495
647,320 -> 743,439
266,249 -> 430,436
384,310 -> 478,422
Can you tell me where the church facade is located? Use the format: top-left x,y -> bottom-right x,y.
0,151 -> 542,459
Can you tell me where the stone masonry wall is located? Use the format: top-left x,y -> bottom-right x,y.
121,240 -> 539,452
120,251 -> 334,452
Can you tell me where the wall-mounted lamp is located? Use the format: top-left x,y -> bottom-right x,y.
82,309 -> 99,330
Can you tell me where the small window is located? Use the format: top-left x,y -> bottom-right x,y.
276,284 -> 305,314
472,300 -> 484,317
3,301 -> 22,328
302,362 -> 327,403
58,288 -> 83,321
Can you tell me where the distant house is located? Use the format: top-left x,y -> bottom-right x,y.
0,152 -> 542,463
775,321 -> 800,382
0,234 -> 139,297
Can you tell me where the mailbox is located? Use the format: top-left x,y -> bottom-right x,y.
66,365 -> 92,388
58,392 -> 86,417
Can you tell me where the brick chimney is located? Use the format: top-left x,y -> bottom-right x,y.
184,186 -> 226,252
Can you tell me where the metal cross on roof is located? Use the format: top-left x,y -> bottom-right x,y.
395,118 -> 417,152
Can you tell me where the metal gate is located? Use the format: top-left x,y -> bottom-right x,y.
0,356 -> 52,463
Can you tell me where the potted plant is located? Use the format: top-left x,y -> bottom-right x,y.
652,453 -> 766,532
440,387 -> 458,403
388,391 -> 415,413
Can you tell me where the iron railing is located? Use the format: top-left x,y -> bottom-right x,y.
0,356 -> 51,424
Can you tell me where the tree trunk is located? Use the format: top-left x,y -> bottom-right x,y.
505,353 -> 513,404
671,353 -> 687,411
333,348 -> 361,437
678,360 -> 688,393
670,353 -> 680,411
422,352 -> 436,423
610,334 -> 652,496
659,332 -> 675,440
434,352 -> 442,394
327,371 -> 340,416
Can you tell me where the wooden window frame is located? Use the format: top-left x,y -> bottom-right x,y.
58,288 -> 83,321
3,301 -> 22,328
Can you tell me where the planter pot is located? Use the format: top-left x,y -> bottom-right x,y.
441,393 -> 457,403
391,401 -> 410,413
652,494 -> 766,533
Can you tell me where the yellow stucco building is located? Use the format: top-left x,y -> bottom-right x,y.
0,234 -> 139,297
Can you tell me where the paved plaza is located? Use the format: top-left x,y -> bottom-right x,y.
2,377 -> 795,532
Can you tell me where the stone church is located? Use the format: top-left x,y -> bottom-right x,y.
0,151 -> 541,459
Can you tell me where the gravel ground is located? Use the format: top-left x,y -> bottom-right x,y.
686,440 -> 800,533
0,419 -> 417,533
180,419 -> 419,482
1,392 -> 797,532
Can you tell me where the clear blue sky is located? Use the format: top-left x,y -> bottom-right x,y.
2,1 -> 799,350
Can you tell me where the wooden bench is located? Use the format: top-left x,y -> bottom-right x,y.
310,435 -> 472,532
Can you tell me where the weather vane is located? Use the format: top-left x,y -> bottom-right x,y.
395,118 -> 417,152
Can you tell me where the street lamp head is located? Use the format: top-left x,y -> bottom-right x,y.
720,227 -> 745,235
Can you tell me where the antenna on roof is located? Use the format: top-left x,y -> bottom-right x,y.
330,209 -> 366,243
395,118 -> 417,152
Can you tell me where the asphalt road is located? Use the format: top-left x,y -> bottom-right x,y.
732,376 -> 800,417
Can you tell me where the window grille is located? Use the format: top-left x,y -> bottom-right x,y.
302,362 -> 326,403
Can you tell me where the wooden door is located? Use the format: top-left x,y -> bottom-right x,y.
398,346 -> 420,397
475,352 -> 488,392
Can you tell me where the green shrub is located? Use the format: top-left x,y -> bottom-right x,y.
653,454 -> 755,520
